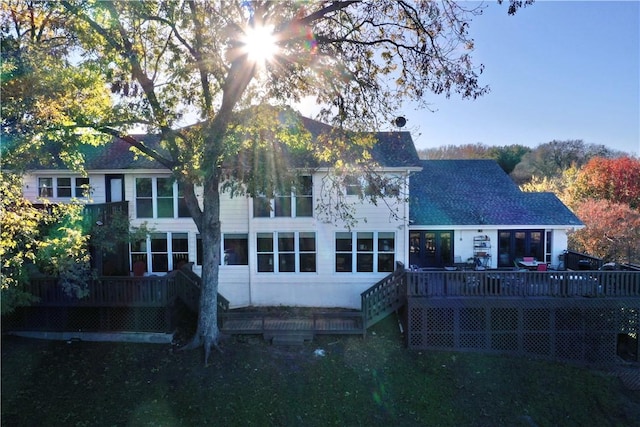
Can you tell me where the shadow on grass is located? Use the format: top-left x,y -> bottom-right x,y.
2,315 -> 639,426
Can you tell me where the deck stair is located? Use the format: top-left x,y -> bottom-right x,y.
360,263 -> 408,329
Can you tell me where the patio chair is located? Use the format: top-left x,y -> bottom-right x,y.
536,263 -> 548,271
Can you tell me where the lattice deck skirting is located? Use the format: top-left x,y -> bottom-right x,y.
406,297 -> 639,367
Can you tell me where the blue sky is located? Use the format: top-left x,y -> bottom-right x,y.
398,1 -> 640,156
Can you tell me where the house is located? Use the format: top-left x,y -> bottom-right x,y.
17,118 -> 583,309
408,159 -> 584,270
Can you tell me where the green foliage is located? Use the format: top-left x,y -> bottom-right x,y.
511,139 -> 625,185
0,173 -> 42,313
1,0 -> 113,172
1,173 -> 99,313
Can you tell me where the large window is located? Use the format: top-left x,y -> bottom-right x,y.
135,177 -> 191,219
256,232 -> 316,273
131,232 -> 189,274
196,233 -> 248,266
335,232 -> 395,273
38,177 -> 90,198
253,176 -> 313,218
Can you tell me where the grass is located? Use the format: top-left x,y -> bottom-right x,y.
2,315 -> 639,426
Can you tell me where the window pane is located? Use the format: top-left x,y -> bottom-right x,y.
224,234 -> 248,265
172,233 -> 189,252
150,233 -> 167,251
278,233 -> 295,252
75,178 -> 90,197
131,239 -> 147,252
136,199 -> 153,218
336,232 -> 352,251
345,176 -> 361,196
157,178 -> 174,197
257,254 -> 274,272
57,178 -> 71,197
257,233 -> 273,252
357,254 -> 374,272
157,198 -> 174,218
173,253 -> 189,270
38,178 -> 53,197
152,254 -> 169,272
300,254 -> 316,272
357,232 -> 373,252
253,196 -> 271,217
178,198 -> 190,217
136,178 -> 152,196
278,253 -> 295,272
299,233 -> 315,252
336,254 -> 352,272
295,197 -> 313,217
136,178 -> 153,218
274,196 -> 291,217
378,232 -> 395,252
378,254 -> 395,272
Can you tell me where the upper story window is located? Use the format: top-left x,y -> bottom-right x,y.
335,231 -> 395,273
38,177 -> 91,199
345,175 -> 402,198
253,176 -> 313,218
135,177 -> 190,219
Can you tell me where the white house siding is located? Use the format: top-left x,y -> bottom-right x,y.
20,169 -> 412,309
21,171 -> 105,204
245,171 -> 409,309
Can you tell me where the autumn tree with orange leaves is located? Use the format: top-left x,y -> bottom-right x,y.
570,157 -> 640,264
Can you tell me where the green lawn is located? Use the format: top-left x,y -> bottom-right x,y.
2,316 -> 639,426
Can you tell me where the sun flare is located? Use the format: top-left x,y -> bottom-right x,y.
242,24 -> 277,63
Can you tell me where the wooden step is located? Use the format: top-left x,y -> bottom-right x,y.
268,332 -> 314,346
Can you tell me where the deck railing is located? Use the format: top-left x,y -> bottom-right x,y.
25,276 -> 174,307
361,262 -> 407,328
22,269 -> 230,314
563,250 -> 604,271
406,270 -> 640,298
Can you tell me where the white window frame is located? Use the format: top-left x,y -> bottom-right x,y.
135,177 -> 189,219
37,176 -> 91,199
196,233 -> 249,266
256,231 -> 317,273
252,176 -> 313,218
335,231 -> 396,273
130,232 -> 190,275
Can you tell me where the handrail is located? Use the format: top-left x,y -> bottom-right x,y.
406,270 -> 640,298
360,262 -> 407,328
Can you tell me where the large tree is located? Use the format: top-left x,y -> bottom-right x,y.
2,0 -> 530,361
573,157 -> 640,210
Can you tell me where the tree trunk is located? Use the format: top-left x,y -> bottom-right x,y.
182,175 -> 222,365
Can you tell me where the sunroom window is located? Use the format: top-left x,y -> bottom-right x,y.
335,231 -> 395,273
257,232 -> 316,273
